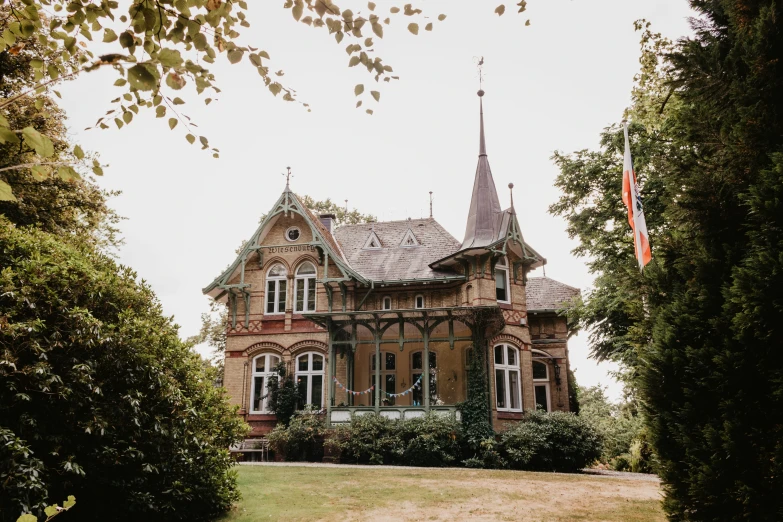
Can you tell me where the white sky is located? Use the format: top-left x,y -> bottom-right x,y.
56,0 -> 695,402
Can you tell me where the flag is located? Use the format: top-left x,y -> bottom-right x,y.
622,122 -> 652,269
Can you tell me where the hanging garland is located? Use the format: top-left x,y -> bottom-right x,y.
383,374 -> 423,398
333,377 -> 374,396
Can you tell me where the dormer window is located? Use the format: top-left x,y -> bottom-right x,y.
363,230 -> 382,250
382,296 -> 392,310
400,229 -> 419,248
415,294 -> 425,309
495,256 -> 510,304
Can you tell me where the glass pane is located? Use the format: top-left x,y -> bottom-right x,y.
495,269 -> 508,301
268,264 -> 286,277
307,279 -> 315,311
311,354 -> 323,371
298,355 -> 308,372
412,352 -> 422,370
266,281 -> 276,314
533,361 -> 548,380
535,385 -> 549,411
494,345 -> 504,365
383,297 -> 391,310
297,375 -> 308,410
385,352 -> 395,370
270,355 -> 280,367
412,372 -> 422,405
297,262 -> 316,275
495,369 -> 506,409
509,371 -> 521,410
311,375 -> 323,407
295,279 -> 304,311
253,376 -> 264,411
507,347 -> 517,367
278,280 -> 287,311
416,296 -> 424,308
371,354 -> 376,371
429,352 -> 437,369
384,374 -> 396,406
255,356 -> 265,373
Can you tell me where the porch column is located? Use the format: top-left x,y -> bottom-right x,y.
423,314 -> 430,411
374,317 -> 381,414
326,319 -> 335,423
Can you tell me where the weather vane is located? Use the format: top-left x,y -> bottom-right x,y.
477,56 -> 485,89
283,166 -> 293,188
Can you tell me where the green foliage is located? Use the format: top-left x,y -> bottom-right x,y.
299,195 -> 376,226
394,413 -> 462,467
267,409 -> 326,462
326,413 -> 400,465
577,386 -> 645,466
0,219 -> 248,521
499,410 -> 603,473
15,495 -> 75,522
552,5 -> 783,518
266,362 -> 302,427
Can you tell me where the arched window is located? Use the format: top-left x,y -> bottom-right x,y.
414,294 -> 425,309
382,296 -> 392,310
411,351 -> 437,406
371,352 -> 396,406
494,343 -> 522,412
295,352 -> 324,409
495,257 -> 510,304
250,353 -> 281,413
532,351 -> 551,412
265,263 -> 287,315
294,262 -> 317,313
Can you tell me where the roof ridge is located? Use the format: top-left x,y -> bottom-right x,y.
337,217 -> 435,228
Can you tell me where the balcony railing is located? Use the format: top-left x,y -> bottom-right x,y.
329,406 -> 460,425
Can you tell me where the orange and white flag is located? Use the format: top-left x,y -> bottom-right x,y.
622,122 -> 652,269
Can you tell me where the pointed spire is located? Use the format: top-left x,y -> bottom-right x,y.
461,89 -> 503,249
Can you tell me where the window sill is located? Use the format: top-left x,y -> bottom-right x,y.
246,413 -> 278,421
496,411 -> 524,420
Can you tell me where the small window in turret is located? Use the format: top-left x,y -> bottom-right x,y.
495,256 -> 510,304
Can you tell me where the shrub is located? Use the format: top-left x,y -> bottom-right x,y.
267,409 -> 326,462
326,414 -> 400,465
500,410 -> 603,472
0,220 -> 248,522
395,413 -> 462,467
265,362 -> 302,427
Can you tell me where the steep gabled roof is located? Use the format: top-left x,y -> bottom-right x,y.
203,189 -> 364,300
526,277 -> 580,311
334,218 -> 463,282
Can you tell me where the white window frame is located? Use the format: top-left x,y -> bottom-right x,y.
265,263 -> 288,315
532,352 -> 552,412
285,226 -> 301,242
411,350 -> 437,406
371,351 -> 397,406
382,296 -> 392,310
495,256 -> 511,304
400,228 -> 419,247
363,231 -> 382,250
294,261 -> 317,313
414,294 -> 425,309
295,351 -> 325,409
250,353 -> 281,414
494,343 -> 523,412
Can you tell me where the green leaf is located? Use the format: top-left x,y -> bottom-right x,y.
227,49 -> 243,64
186,133 -> 196,144
525,19 -> 531,26
390,7 -> 400,13
74,145 -> 85,160
119,31 -> 134,48
349,56 -> 360,67
269,83 -> 282,96
0,180 -> 17,202
63,496 -> 76,509
158,48 -> 183,68
123,111 -> 133,124
368,2 -> 376,10
354,84 -> 364,96
407,23 -> 418,35
292,1 -> 303,21
44,506 -> 59,517
365,38 -> 373,47
156,105 -> 166,118
356,100 -> 362,108
57,166 -> 81,181
0,113 -> 7,127
172,97 -> 185,105
103,28 -> 118,42
371,90 -> 380,102
366,109 -> 374,115
372,22 -> 383,38
166,72 -> 186,90
114,78 -> 127,86
127,64 -> 159,91
169,118 -> 178,130
495,4 -> 506,15
438,14 -> 447,21
92,165 -> 104,176
22,127 -> 54,157
0,127 -> 19,145
425,23 -> 432,31
30,165 -> 48,181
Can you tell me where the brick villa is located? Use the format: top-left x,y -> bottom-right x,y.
203,90 -> 580,438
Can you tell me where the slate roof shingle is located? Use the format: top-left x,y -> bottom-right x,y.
526,277 -> 581,311
333,218 -> 462,281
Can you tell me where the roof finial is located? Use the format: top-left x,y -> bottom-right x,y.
508,183 -> 515,213
429,191 -> 433,218
283,166 -> 292,191
476,57 -> 487,156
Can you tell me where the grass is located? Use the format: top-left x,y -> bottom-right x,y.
221,464 -> 665,521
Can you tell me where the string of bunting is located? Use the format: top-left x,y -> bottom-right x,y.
383,374 -> 423,398
333,377 -> 374,396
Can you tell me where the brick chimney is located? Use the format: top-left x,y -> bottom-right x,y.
319,213 -> 336,233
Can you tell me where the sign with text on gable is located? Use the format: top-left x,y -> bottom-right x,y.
265,245 -> 318,254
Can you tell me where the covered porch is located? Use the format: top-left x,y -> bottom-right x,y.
305,307 -> 504,425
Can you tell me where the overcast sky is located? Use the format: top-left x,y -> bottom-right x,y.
56,0 -> 695,402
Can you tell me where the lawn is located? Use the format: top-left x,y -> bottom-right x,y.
221,464 -> 664,522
